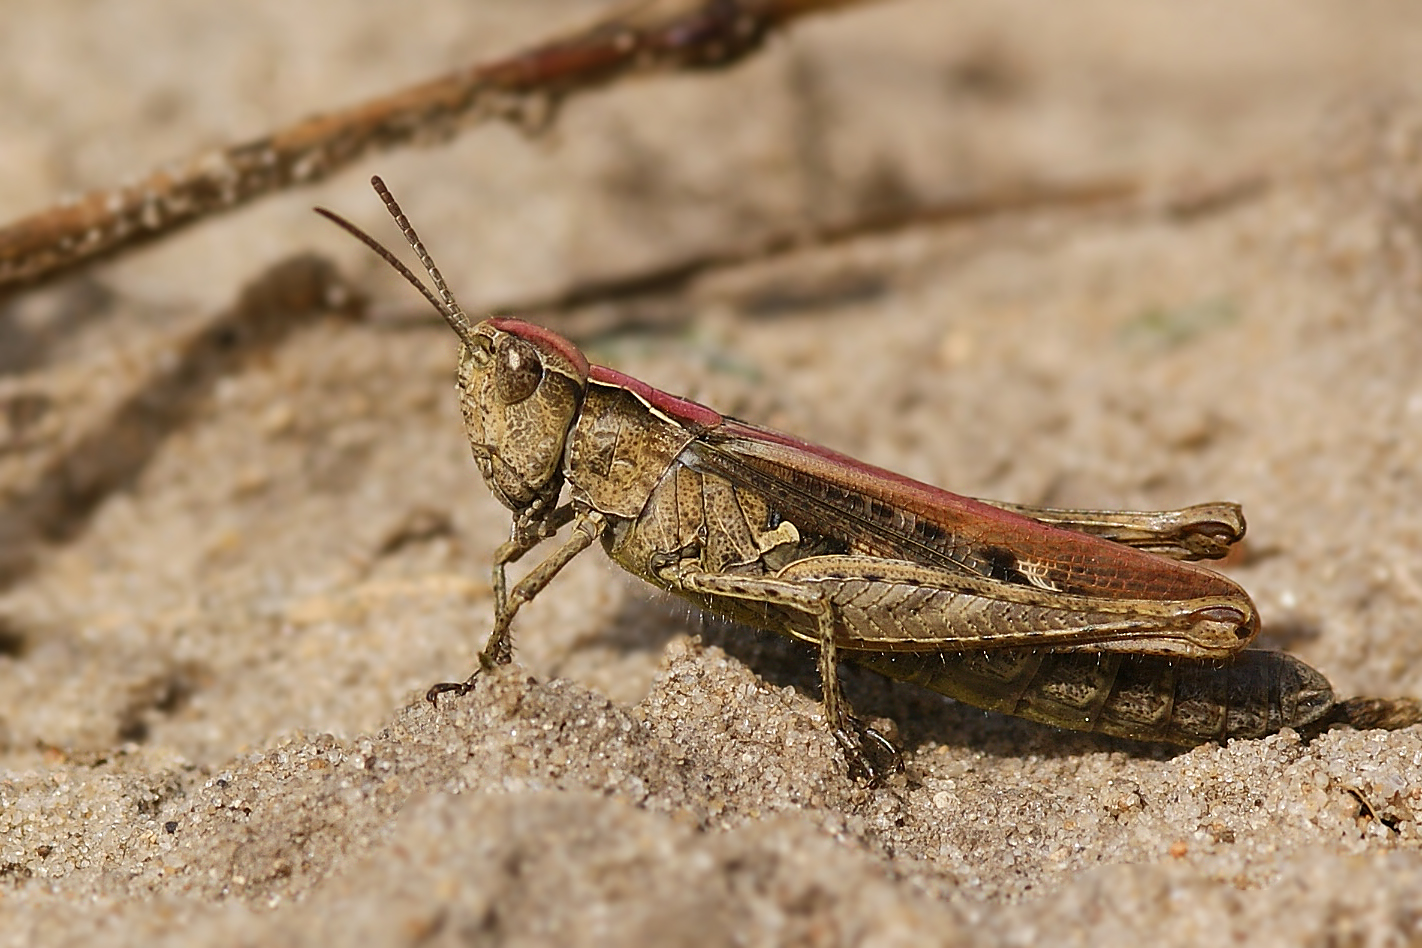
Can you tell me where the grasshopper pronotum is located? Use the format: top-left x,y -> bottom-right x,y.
319,177 -> 1336,779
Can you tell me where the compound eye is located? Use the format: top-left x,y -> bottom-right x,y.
495,335 -> 543,404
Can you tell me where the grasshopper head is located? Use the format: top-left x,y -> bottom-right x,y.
456,317 -> 589,512
316,177 -> 590,515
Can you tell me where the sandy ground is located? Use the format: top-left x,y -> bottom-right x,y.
4,1 -> 1422,944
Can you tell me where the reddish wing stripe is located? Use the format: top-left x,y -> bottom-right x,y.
695,420 -> 1244,602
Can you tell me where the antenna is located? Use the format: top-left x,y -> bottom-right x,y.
314,175 -> 480,345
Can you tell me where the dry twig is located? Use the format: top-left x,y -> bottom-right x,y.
0,0 -> 880,290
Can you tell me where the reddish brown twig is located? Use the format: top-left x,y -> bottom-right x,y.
0,0 -> 881,291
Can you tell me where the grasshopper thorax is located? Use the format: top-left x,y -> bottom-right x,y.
457,317 -> 589,513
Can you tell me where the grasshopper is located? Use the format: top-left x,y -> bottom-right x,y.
318,177 -> 1335,779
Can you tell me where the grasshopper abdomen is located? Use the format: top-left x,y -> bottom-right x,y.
856,647 -> 1335,745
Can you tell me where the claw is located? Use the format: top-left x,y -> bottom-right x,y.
425,670 -> 482,706
425,643 -> 515,707
833,719 -> 903,785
